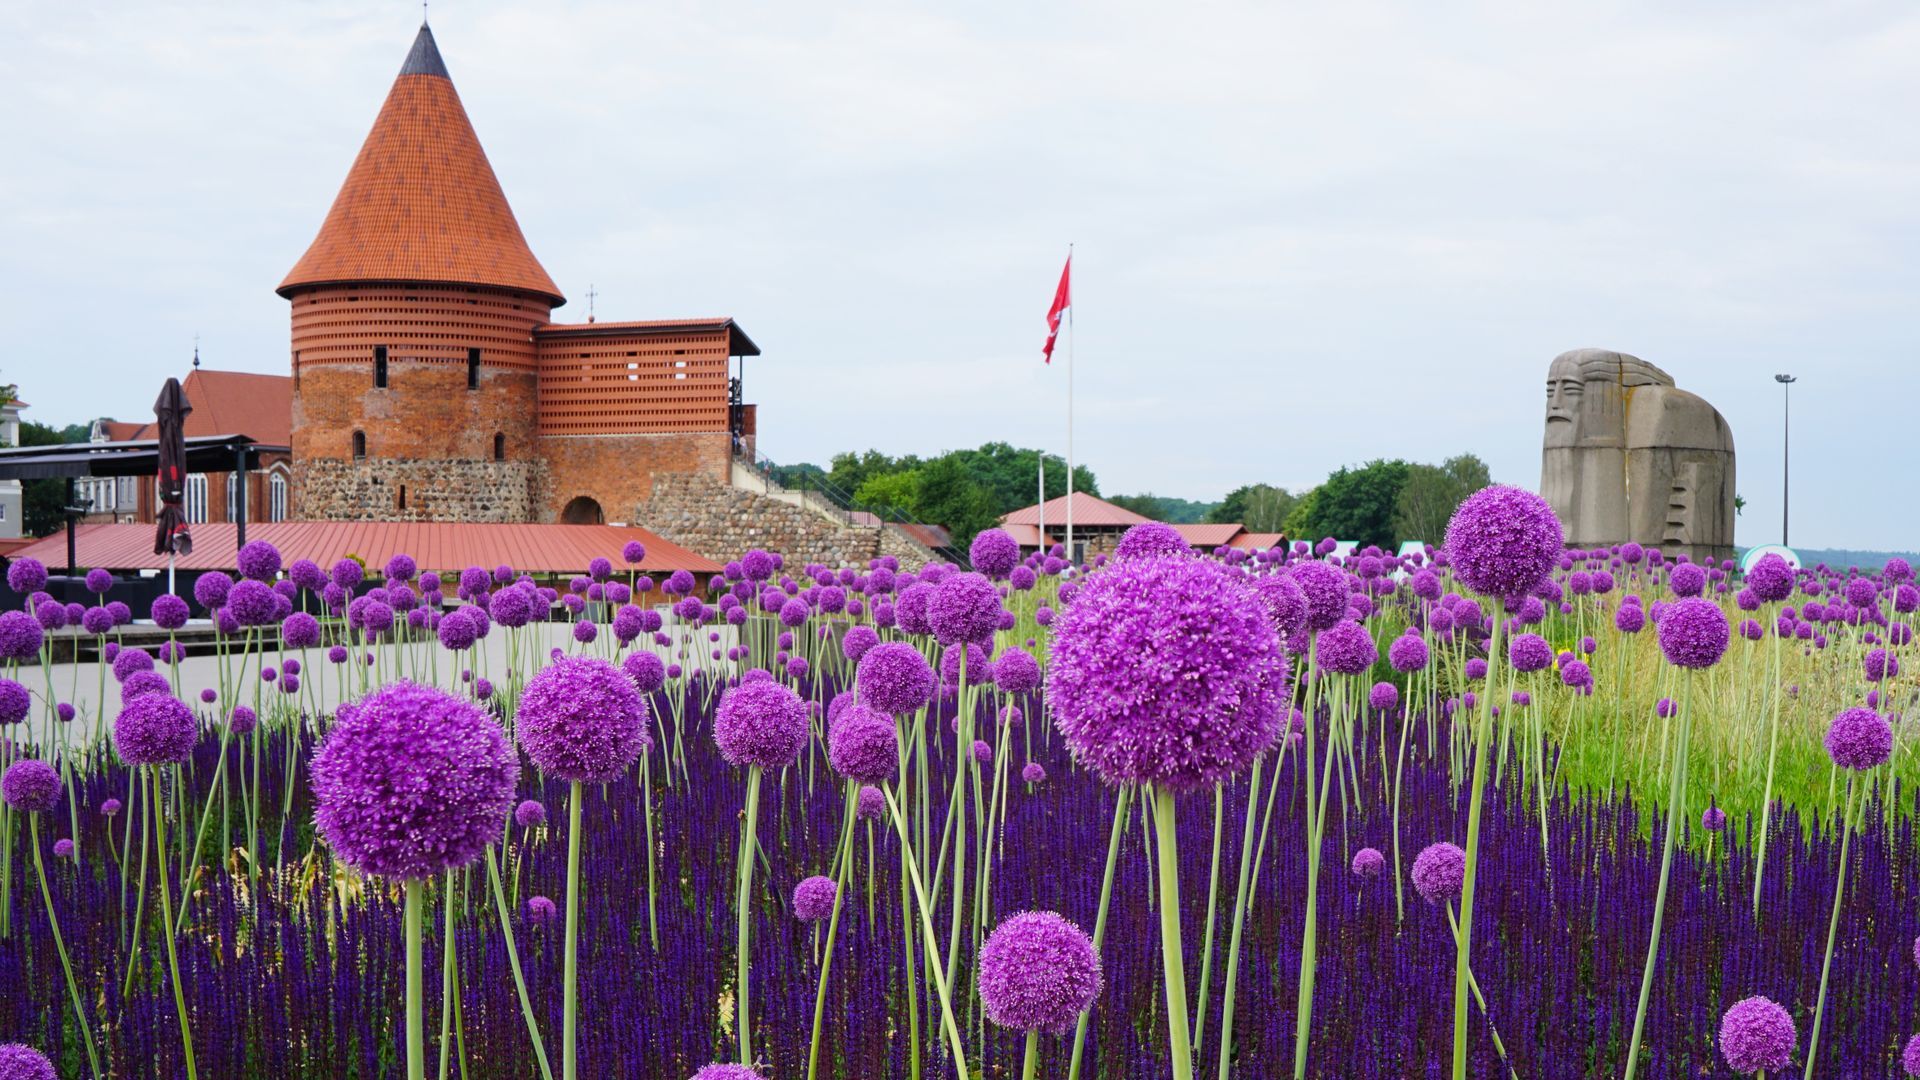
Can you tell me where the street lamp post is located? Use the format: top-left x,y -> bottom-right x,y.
1775,374 -> 1796,546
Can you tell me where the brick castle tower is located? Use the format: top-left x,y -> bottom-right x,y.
280,23 -> 758,526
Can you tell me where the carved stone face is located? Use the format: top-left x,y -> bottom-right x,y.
1544,355 -> 1586,448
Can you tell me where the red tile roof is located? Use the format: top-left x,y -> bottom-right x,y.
277,26 -> 564,305
1172,523 -> 1246,548
1000,492 -> 1150,530
11,521 -> 717,576
97,421 -> 147,441
117,370 -> 293,446
1230,531 -> 1285,551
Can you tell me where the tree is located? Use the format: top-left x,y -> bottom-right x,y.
1288,459 -> 1410,549
914,456 -> 999,551
1392,453 -> 1493,545
853,471 -> 923,516
17,420 -> 73,538
1107,493 -> 1169,519
1210,483 -> 1298,531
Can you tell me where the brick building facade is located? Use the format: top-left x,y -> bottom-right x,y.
277,23 -> 758,526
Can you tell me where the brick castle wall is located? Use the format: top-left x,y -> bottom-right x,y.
297,458 -> 543,522
633,473 -> 934,569
538,432 -> 732,524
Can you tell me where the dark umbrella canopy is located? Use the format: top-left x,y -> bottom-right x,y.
153,377 -> 194,557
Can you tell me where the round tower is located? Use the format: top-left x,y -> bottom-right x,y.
279,23 -> 565,522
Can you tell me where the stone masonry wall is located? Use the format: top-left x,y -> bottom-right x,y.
633,473 -> 935,569
296,458 -> 543,522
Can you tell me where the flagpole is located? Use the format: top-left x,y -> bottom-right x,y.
1037,456 -> 1045,552
1065,243 -> 1075,563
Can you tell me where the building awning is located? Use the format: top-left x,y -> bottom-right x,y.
0,435 -> 287,481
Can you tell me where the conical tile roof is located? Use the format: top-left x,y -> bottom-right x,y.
278,25 -> 564,305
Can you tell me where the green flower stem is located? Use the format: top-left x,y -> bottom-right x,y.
895,722 -> 923,1080
1022,1028 -> 1041,1080
150,767 -> 199,1080
642,753 -> 658,951
1390,697 -> 1414,924
1445,903 -> 1517,1079
405,877 -> 427,1080
882,784 -> 969,1077
1214,758 -> 1263,1080
173,720 -> 238,935
1623,671 -> 1693,1080
806,784 -> 858,1080
439,870 -> 457,1080
1751,617 -> 1784,917
29,814 -> 102,1078
1192,784 -> 1225,1053
484,846 -> 554,1080
735,766 -> 764,1066
1153,787 -> 1194,1080
1803,776 -> 1858,1079
1451,613 -> 1502,1080
564,779 -> 586,1080
1295,667 -> 1341,1080
1068,785 -> 1131,1080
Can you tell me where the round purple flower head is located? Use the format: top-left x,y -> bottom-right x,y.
620,539 -> 647,565
993,648 -> 1042,695
970,528 -> 1021,578
0,1044 -> 57,1080
1901,1033 -> 1920,1079
6,557 -> 47,594
793,875 -> 838,922
55,702 -> 74,723
856,784 -> 886,821
1444,485 -> 1563,600
1718,995 -> 1796,1074
517,656 -> 651,783
1315,619 -> 1376,676
1113,521 -> 1190,561
1702,803 -> 1726,832
52,839 -> 73,859
689,1066 -> 761,1080
1288,562 -> 1351,632
225,579 -> 278,627
2,760 -> 60,814
927,572 -> 1003,646
0,611 -> 44,663
1411,841 -> 1467,905
714,679 -> 809,770
114,693 -> 197,766
311,682 -> 516,880
1048,554 -> 1288,793
236,539 -> 282,582
1668,562 -> 1706,598
1824,707 -> 1893,771
1251,573 -> 1309,640
1388,633 -> 1430,673
1864,647 -> 1898,682
971,738 -> 993,764
1351,846 -> 1385,879
525,895 -> 557,927
1657,597 -> 1729,669
857,642 -> 936,716
1508,632 -> 1553,673
977,910 -> 1103,1035
83,566 -> 113,594
1368,682 -> 1398,713
828,706 -> 899,784
1021,761 -> 1047,784
100,798 -> 122,817
228,705 -> 257,735
0,679 -> 30,725
327,645 -> 349,665
150,593 -> 190,631
515,800 -> 547,828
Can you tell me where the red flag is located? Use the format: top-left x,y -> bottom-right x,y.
1042,253 -> 1072,363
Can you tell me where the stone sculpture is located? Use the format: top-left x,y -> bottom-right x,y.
1541,348 -> 1735,565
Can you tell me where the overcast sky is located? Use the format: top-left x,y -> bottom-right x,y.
3,2 -> 1916,550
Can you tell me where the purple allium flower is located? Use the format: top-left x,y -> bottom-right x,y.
894,582 -> 935,635
839,624 -> 880,665
1022,761 -> 1047,784
514,800 -> 547,828
970,528 -> 1022,578
1464,657 -> 1488,682
1114,521 -> 1190,561
571,620 -> 598,645
278,611 -> 320,650
0,681 -> 30,727
1656,597 -> 1730,669
1668,562 -> 1706,598
714,680 -> 808,770
311,682 -> 516,880
224,578 -> 277,627
1411,841 -> 1466,905
855,785 -> 887,822
236,539 -> 282,582
993,648 -> 1042,695
1288,562 -> 1351,632
1864,647 -> 1899,682
972,738 -> 993,764
114,694 -> 196,766
119,671 -> 172,702
525,895 -> 557,927
0,1043 -> 56,1080
1702,803 -> 1726,832
927,572 -> 1003,646
194,572 -> 235,613
1368,682 -> 1398,712
1508,633 -> 1553,673
828,707 -> 899,784
112,647 -> 155,683
1313,619 -> 1375,676
55,702 -> 74,723
34,601 -> 66,631
82,566 -> 112,594
856,642 -> 937,717
1560,659 -> 1592,690
793,875 -> 838,922
52,838 -> 73,859
1825,706 -> 1893,771
1048,554 -> 1287,792
690,1065 -> 760,1080
617,539 -> 647,566
5,557 -> 47,594
1387,633 -> 1430,673
1351,846 -> 1385,879
977,910 -> 1103,1035
100,798 -> 122,817
1443,485 -> 1562,599
1903,1033 -> 1920,1078
621,650 -> 667,694
1718,995 -> 1796,1074
2,760 -> 60,813
0,611 -> 42,663
1249,573 -> 1309,640
148,593 -> 190,631
327,645 -> 349,665
517,657 -> 651,783
288,558 -> 326,593
228,706 -> 257,735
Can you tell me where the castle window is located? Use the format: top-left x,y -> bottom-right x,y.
493,432 -> 506,461
269,471 -> 288,522
398,485 -> 407,511
373,345 -> 388,388
185,474 -> 208,525
467,348 -> 481,389
352,431 -> 366,460
226,473 -> 239,522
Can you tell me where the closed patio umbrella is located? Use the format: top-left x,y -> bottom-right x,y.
153,377 -> 193,561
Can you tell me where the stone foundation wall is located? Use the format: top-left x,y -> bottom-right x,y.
296,458 -> 543,522
633,473 -> 936,569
